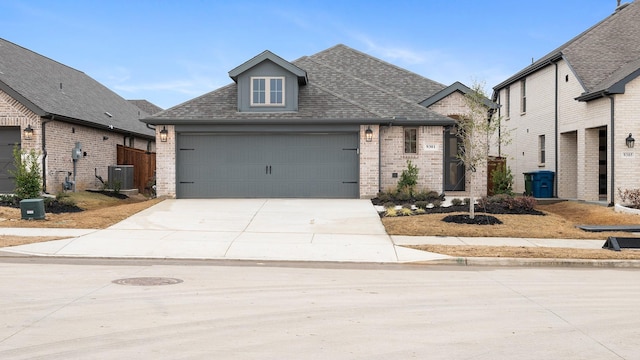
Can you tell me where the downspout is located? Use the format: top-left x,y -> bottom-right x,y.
41,115 -> 54,193
378,125 -> 382,193
608,95 -> 615,206
554,61 -> 559,198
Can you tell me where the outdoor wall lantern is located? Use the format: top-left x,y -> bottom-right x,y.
159,126 -> 168,142
626,133 -> 635,148
365,126 -> 373,142
23,125 -> 33,140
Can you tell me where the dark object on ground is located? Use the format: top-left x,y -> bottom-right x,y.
579,224 -> 640,232
44,200 -> 84,214
442,214 -> 503,225
603,237 -> 640,251
86,189 -> 129,199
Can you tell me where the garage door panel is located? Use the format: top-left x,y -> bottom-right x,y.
177,133 -> 359,198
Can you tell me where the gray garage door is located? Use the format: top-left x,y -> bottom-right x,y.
0,127 -> 20,193
177,133 -> 359,198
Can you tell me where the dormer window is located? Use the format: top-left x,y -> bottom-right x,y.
251,77 -> 285,106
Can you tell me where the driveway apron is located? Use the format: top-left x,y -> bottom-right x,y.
4,199 -> 448,263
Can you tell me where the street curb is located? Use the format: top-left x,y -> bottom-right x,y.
416,257 -> 640,268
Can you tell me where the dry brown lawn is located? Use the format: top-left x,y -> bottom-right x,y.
383,201 -> 640,260
0,192 -> 163,248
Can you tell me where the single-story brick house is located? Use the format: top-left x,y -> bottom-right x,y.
0,38 -> 156,194
143,44 -> 489,199
491,1 -> 640,204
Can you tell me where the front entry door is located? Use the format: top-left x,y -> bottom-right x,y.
444,128 -> 465,191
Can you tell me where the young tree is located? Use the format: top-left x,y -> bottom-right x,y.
9,145 -> 42,199
457,81 -> 504,219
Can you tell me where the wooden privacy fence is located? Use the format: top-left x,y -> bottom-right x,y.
117,145 -> 156,195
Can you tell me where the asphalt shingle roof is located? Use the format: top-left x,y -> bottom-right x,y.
128,99 -> 163,115
494,1 -> 640,97
0,38 -> 153,138
147,44 -> 454,126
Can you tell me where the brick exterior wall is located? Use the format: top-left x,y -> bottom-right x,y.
613,76 -> 640,204
379,125 -> 445,194
359,124 -> 379,198
155,125 -> 176,198
0,89 -> 153,194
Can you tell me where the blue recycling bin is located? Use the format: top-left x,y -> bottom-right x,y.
531,170 -> 554,198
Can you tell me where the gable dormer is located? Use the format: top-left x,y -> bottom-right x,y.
228,50 -> 307,112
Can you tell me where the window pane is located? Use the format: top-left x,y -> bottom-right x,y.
253,78 -> 265,104
270,78 -> 283,104
404,128 -> 417,153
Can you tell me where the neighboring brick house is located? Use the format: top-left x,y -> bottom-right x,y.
143,44 -> 489,199
0,38 -> 155,194
492,1 -> 640,204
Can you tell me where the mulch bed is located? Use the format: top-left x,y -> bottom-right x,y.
442,214 -> 503,225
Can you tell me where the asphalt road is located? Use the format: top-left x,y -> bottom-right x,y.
1,259 -> 639,359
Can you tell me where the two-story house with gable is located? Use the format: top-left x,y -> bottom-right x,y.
492,1 -> 640,204
143,44 -> 491,199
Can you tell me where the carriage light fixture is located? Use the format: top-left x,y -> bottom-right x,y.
365,126 -> 373,142
626,133 -> 635,148
160,126 -> 168,142
23,125 -> 33,140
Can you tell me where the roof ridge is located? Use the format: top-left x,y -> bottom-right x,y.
0,37 -> 86,75
314,44 -> 447,88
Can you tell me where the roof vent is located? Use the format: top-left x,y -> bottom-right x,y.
104,112 -> 113,118
616,1 -> 630,11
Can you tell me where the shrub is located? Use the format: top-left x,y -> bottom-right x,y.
397,160 -> 419,194
451,198 -> 463,206
401,203 -> 412,209
491,164 -> 514,196
395,189 -> 412,202
415,208 -> 427,214
400,207 -> 413,216
55,192 -> 77,207
9,146 -> 42,199
463,198 -> 471,206
383,202 -> 396,209
431,199 -> 442,208
376,191 -> 392,203
415,201 -> 429,210
618,188 -> 640,208
385,208 -> 398,217
515,196 -> 537,211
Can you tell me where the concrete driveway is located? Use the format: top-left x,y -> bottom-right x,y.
5,199 -> 449,263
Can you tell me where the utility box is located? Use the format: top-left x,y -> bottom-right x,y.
20,198 -> 45,220
108,165 -> 134,190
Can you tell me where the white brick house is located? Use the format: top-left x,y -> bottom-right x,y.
492,1 -> 640,204
0,38 -> 156,194
145,45 -> 491,199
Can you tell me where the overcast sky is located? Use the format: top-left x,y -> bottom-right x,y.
0,0 -> 623,110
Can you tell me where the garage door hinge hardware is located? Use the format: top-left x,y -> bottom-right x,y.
265,165 -> 272,174
179,181 -> 195,184
179,148 -> 195,151
342,181 -> 358,184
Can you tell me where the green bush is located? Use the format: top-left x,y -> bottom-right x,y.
451,198 -> 463,206
431,199 -> 442,208
397,160 -> 419,194
9,146 -> 42,199
491,164 -> 514,196
415,201 -> 429,210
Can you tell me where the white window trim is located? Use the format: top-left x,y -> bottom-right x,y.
538,134 -> 546,167
250,76 -> 285,106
